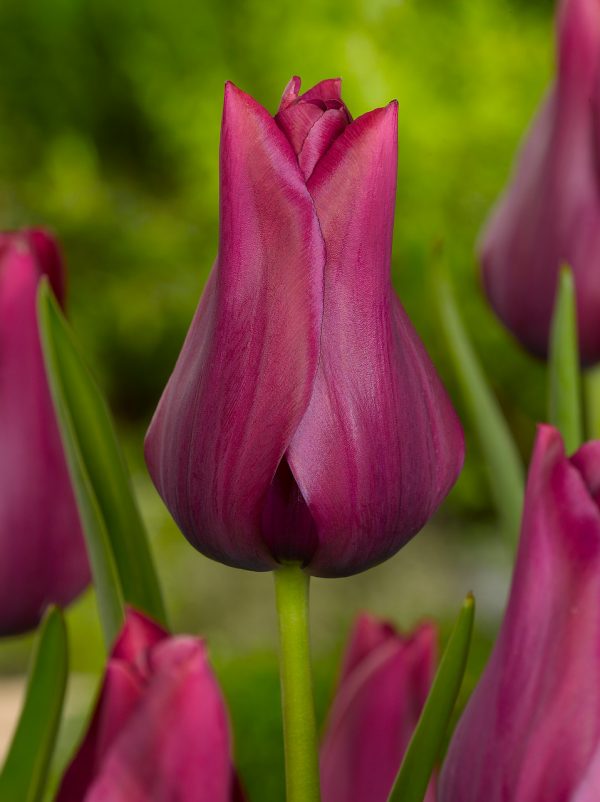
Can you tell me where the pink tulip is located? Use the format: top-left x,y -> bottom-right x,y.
480,0 -> 600,363
57,609 -> 241,802
440,424 -> 600,802
145,76 -> 464,578
320,614 -> 437,802
0,229 -> 89,635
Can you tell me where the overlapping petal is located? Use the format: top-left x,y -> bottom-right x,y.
440,425 -> 600,802
287,102 -> 464,576
145,83 -> 326,572
146,78 -> 463,577
57,609 -> 239,802
321,614 -> 437,802
0,230 -> 89,635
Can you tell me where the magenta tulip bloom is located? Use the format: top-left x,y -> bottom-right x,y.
145,77 -> 464,578
480,0 -> 600,363
321,614 -> 437,802
57,609 -> 241,802
0,229 -> 89,635
440,424 -> 600,802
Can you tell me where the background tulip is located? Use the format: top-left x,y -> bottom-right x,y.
145,77 -> 464,578
0,229 -> 89,635
480,0 -> 600,364
439,424 -> 600,802
57,608 -> 240,802
320,614 -> 437,802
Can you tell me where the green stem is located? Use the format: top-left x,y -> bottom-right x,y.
274,564 -> 321,802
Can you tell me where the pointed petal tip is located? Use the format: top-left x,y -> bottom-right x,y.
535,422 -> 565,454
112,608 -> 167,661
279,76 -> 302,111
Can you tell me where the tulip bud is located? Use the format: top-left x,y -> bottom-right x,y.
440,424 -> 600,802
320,614 -> 438,802
0,229 -> 89,635
480,0 -> 600,364
57,609 -> 241,802
145,77 -> 464,578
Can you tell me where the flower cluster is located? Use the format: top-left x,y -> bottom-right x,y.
3,0 -> 600,798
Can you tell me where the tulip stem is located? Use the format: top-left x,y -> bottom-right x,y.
274,564 -> 321,802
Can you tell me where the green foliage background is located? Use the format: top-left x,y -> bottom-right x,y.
0,0 -> 558,798
0,0 -> 554,485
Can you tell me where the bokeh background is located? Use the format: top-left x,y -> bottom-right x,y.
0,0 -> 557,798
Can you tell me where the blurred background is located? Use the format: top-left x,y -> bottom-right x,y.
0,0 -> 556,797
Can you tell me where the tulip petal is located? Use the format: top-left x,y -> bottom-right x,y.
276,100 -> 325,155
23,229 -> 66,304
83,638 -> 234,802
572,744 -> 600,802
557,0 -> 600,92
321,618 -> 437,802
57,611 -> 166,800
145,82 -> 325,571
287,103 -> 464,577
279,76 -> 302,110
480,0 -> 600,364
337,613 -> 398,684
112,608 -> 167,664
0,234 -> 88,634
278,77 -> 343,111
56,662 -> 144,802
298,109 -> 349,179
440,425 -> 600,802
301,78 -> 343,104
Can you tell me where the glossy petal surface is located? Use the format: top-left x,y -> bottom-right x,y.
288,103 -> 464,576
145,83 -> 325,571
440,425 -> 600,802
146,78 -> 464,577
0,230 -> 89,635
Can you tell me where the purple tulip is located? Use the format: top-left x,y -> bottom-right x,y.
480,0 -> 600,363
145,77 -> 464,578
57,609 -> 241,802
320,613 -> 438,802
440,424 -> 600,802
0,229 -> 89,635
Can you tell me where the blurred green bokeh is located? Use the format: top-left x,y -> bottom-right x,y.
0,0 -> 553,486
0,0 -> 557,798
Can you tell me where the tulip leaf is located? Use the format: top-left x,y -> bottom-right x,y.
584,365 -> 600,441
0,607 -> 68,802
433,263 -> 524,546
548,266 -> 582,453
387,594 -> 475,802
38,281 -> 167,647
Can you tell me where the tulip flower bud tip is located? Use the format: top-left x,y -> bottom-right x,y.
145,77 -> 465,578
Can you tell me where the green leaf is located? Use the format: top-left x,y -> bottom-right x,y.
0,608 -> 68,802
387,594 -> 475,802
548,266 -> 582,453
37,281 -> 167,648
433,263 -> 524,547
584,365 -> 600,441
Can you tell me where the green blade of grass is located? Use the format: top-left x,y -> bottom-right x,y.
387,594 -> 475,802
0,608 -> 68,802
548,266 -> 582,453
433,264 -> 524,546
38,281 -> 167,647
